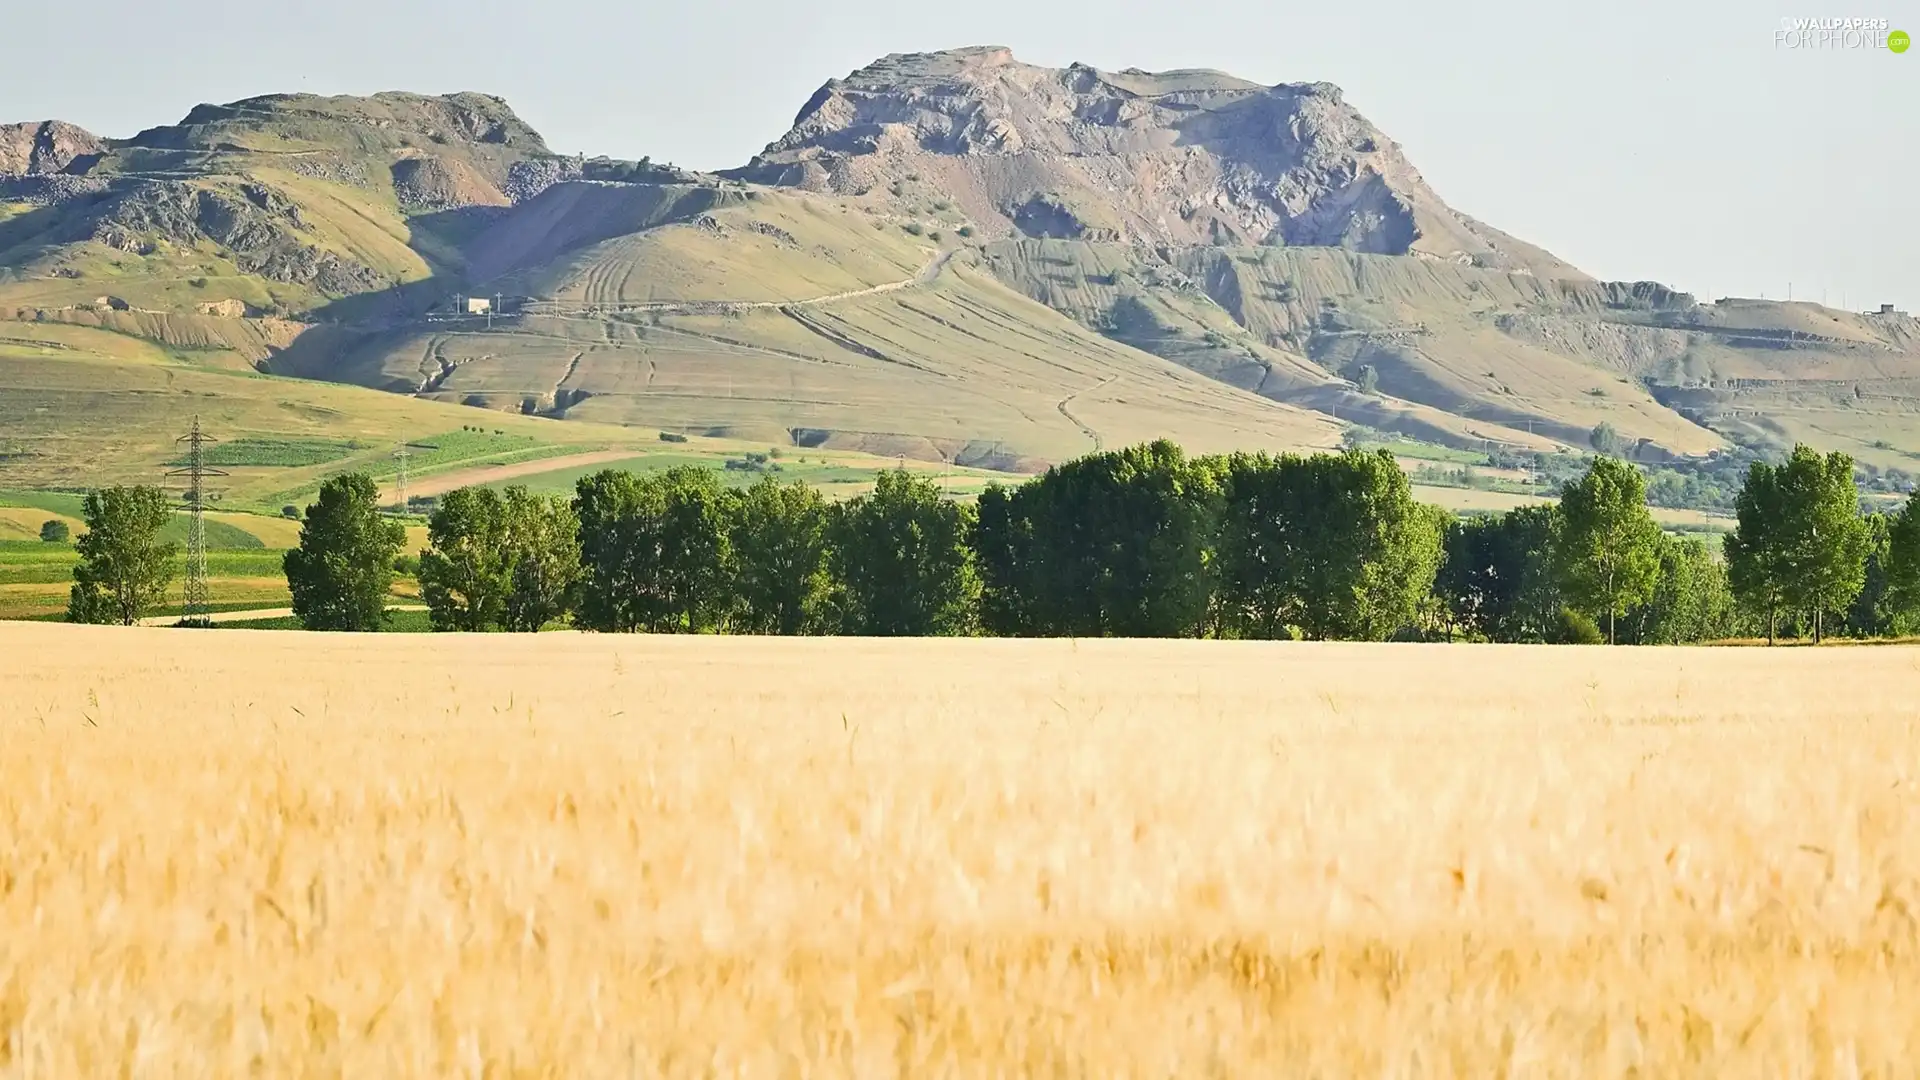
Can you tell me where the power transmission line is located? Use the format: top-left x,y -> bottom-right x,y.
166,417 -> 226,626
393,445 -> 412,512
391,441 -> 438,514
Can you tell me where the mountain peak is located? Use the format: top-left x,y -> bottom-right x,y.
737,49 -> 1583,277
129,90 -> 549,155
0,120 -> 106,177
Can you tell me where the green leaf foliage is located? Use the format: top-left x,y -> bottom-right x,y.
827,468 -> 977,636
1724,444 -> 1869,643
66,485 -> 178,625
1216,448 -> 1443,641
1436,504 -> 1563,642
974,441 -> 1221,638
1553,456 -> 1661,644
729,476 -> 832,636
1884,497 -> 1920,635
572,466 -> 734,633
418,486 -> 514,631
1617,533 -> 1739,645
283,473 -> 407,632
502,487 -> 581,633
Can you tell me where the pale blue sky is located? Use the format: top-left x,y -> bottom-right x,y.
5,0 -> 1913,307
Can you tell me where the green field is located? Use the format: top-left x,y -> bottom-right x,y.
188,436 -> 368,468
216,609 -> 434,632
465,451 -> 997,499
0,490 -> 282,549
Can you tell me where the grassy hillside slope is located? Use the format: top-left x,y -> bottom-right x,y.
5,82 -> 1917,483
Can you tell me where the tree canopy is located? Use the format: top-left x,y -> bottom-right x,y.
67,486 -> 177,626
828,468 -> 977,636
1216,448 -> 1443,640
1725,445 -> 1868,643
283,473 -> 407,632
573,466 -> 734,633
1436,504 -> 1563,642
1554,456 -> 1662,644
730,476 -> 832,636
975,441 -> 1221,638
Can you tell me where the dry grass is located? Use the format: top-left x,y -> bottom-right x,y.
4,626 -> 1920,1075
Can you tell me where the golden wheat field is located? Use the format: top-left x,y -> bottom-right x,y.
4,624 -> 1920,1077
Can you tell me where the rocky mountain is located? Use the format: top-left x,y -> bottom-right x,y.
3,54 -> 1917,479
733,47 -> 1583,278
0,92 -> 563,312
0,120 -> 106,178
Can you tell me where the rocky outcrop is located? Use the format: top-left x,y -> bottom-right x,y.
128,91 -> 547,154
733,47 -> 1587,278
0,120 -> 105,177
391,155 -> 510,210
86,179 -> 385,295
502,156 -> 709,203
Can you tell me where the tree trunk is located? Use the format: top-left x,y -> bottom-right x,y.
1814,607 -> 1823,645
1767,606 -> 1776,646
1608,607 -> 1616,646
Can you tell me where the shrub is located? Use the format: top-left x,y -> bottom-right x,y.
957,225 -> 975,238
281,505 -> 300,519
39,519 -> 70,543
658,432 -> 689,443
903,222 -> 925,237
1551,607 -> 1606,645
393,554 -> 420,576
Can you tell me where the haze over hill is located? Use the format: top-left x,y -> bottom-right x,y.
4,47 -> 1917,483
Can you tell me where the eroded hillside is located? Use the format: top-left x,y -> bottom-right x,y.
2,57 -> 1916,476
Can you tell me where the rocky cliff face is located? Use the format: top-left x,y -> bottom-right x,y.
735,47 -> 1585,278
0,93 -> 568,298
0,120 -> 106,177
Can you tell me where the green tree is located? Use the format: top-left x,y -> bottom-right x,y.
1553,456 -> 1661,644
973,482 -> 1031,635
1216,449 -> 1444,641
1618,533 -> 1738,645
572,467 -> 734,633
39,519 -> 70,543
418,487 -> 514,631
418,485 -> 578,633
828,468 -> 978,636
1724,458 -> 1793,644
1727,445 -> 1869,644
283,474 -> 407,631
501,487 -> 580,633
730,476 -> 831,635
1435,505 -> 1563,642
66,486 -> 177,625
1882,497 -> 1920,635
1781,445 -> 1868,643
1356,364 -> 1380,395
973,441 -> 1222,638
1842,513 -> 1895,638
1589,423 -> 1622,456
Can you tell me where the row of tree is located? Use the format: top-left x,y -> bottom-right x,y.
61,441 -> 1920,643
